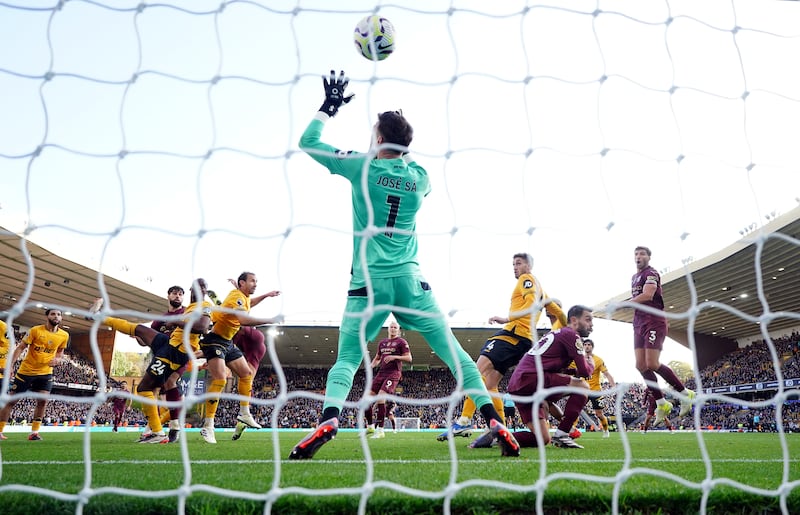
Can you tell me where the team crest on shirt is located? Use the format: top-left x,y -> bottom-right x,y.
523,280 -> 533,289
236,299 -> 244,307
575,337 -> 585,354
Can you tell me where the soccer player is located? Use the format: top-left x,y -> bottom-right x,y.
365,321 -> 412,439
385,400 -> 398,432
0,317 -> 9,381
230,287 -> 280,441
502,393 -> 517,430
111,381 -> 132,432
630,246 -> 694,425
642,390 -> 675,433
151,285 -> 186,335
504,305 -> 595,450
200,272 -> 280,444
151,285 -> 187,443
437,253 -> 566,441
289,70 -> 519,459
579,338 -> 616,438
0,309 -> 69,441
92,279 -> 212,443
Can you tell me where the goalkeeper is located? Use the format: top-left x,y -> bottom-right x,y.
289,70 -> 520,459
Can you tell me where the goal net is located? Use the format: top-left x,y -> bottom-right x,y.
393,417 -> 422,432
2,0 -> 800,514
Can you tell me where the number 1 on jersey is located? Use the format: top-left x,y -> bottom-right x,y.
385,194 -> 400,237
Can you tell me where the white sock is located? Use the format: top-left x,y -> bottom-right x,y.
457,416 -> 471,426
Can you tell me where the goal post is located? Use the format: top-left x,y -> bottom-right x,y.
392,417 -> 422,431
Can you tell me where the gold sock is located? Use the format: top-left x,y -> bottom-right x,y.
490,388 -> 505,425
139,391 -> 163,433
0,421 -> 6,432
238,375 -> 253,408
204,379 -> 226,419
461,395 -> 477,420
159,405 -> 170,426
31,419 -> 42,433
104,317 -> 138,337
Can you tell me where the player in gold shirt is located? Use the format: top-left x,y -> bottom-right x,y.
199,271 -> 280,444
571,338 -> 616,438
438,252 -> 567,441
0,309 -> 69,441
0,318 -> 10,381
90,278 -> 212,443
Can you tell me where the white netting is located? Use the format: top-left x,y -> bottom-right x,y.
2,0 -> 800,513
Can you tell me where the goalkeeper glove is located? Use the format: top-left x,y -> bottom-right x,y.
319,70 -> 354,117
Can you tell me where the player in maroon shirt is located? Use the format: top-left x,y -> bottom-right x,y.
111,381 -> 132,432
642,390 -> 675,433
365,321 -> 412,439
630,246 -> 694,425
149,285 -> 187,443
504,305 -> 595,449
150,285 -> 186,335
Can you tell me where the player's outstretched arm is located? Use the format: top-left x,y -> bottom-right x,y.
235,312 -> 282,327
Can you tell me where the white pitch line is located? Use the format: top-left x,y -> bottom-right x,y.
2,458 -> 797,466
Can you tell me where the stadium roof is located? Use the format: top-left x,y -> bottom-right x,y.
592,204 -> 800,346
0,229 -> 165,333
0,226 -> 498,367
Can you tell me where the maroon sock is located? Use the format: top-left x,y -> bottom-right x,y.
640,370 -> 664,400
376,403 -> 386,427
558,393 -> 588,433
365,404 -> 374,426
656,364 -> 685,391
512,431 -> 541,448
164,387 -> 182,421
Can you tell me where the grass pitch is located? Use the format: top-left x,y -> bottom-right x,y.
0,429 -> 798,514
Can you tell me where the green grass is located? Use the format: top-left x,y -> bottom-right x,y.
0,430 -> 798,514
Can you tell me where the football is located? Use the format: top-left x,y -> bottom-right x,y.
353,15 -> 395,61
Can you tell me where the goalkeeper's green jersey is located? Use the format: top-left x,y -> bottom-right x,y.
300,114 -> 431,283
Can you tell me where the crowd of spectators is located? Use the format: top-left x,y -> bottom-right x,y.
54,349 -> 101,387
584,331 -> 800,432
4,348 -> 143,428
3,332 -> 800,432
685,332 -> 800,390
212,331 -> 800,432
